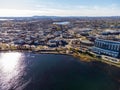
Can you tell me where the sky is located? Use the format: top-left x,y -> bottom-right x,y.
0,0 -> 120,17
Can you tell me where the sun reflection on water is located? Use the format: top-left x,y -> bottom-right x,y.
0,52 -> 22,72
0,52 -> 25,90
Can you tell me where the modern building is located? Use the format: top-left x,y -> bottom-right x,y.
93,39 -> 120,58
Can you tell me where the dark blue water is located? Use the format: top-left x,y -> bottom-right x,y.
0,52 -> 120,90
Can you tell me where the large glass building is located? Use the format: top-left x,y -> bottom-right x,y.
93,39 -> 120,58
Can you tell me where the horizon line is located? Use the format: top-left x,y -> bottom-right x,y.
0,15 -> 120,18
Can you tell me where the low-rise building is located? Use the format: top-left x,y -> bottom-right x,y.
93,39 -> 120,58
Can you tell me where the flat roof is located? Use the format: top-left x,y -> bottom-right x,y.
96,39 -> 120,44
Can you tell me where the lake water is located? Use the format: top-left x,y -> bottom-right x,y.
0,19 -> 14,21
53,21 -> 70,25
0,52 -> 119,90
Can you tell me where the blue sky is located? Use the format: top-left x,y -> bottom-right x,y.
0,0 -> 120,16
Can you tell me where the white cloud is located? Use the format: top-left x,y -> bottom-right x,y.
0,9 -> 44,17
0,5 -> 119,17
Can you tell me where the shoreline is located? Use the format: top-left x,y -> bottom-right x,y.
0,49 -> 120,68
